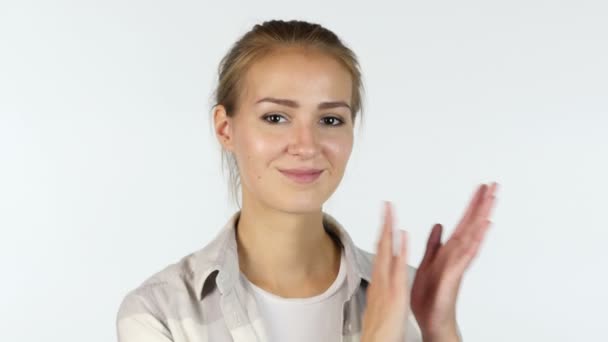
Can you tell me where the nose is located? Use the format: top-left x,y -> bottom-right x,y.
287,122 -> 320,158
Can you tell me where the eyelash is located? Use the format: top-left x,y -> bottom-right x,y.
262,113 -> 345,126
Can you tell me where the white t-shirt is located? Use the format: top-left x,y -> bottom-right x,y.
239,249 -> 348,342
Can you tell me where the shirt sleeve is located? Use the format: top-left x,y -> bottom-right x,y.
116,292 -> 173,342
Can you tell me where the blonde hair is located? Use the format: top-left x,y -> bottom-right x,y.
210,19 -> 366,208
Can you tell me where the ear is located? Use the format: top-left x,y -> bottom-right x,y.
213,104 -> 234,152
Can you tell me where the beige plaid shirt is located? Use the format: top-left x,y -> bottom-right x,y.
116,210 -> 431,342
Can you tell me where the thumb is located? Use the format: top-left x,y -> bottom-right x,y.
419,223 -> 443,268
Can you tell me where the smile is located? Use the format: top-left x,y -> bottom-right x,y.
278,169 -> 324,184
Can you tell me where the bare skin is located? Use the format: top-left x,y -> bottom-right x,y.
361,201 -> 410,342
362,183 -> 499,342
214,44 -> 500,340
214,45 -> 353,297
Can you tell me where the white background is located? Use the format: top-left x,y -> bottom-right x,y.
1,0 -> 606,341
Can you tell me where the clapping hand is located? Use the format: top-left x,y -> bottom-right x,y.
361,200 -> 409,342
361,182 -> 499,342
411,182 -> 499,341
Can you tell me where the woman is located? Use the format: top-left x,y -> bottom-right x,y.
116,19 -> 498,342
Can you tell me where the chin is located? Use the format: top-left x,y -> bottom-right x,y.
244,175 -> 339,214
262,188 -> 333,213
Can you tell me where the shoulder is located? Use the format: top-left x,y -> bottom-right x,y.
116,214 -> 237,325
116,252 -> 198,324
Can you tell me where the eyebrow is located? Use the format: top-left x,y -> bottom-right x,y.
255,97 -> 352,113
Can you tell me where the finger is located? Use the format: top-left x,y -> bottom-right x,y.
477,182 -> 499,220
451,184 -> 487,238
372,201 -> 394,283
419,223 -> 443,268
454,182 -> 499,239
450,233 -> 483,277
450,219 -> 492,276
460,184 -> 487,225
471,218 -> 493,243
470,195 -> 496,240
393,229 -> 408,289
461,183 -> 498,242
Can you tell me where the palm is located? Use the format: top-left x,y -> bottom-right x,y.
411,183 -> 498,336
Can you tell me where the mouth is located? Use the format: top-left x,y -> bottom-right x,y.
278,169 -> 324,184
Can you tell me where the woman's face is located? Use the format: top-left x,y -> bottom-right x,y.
215,46 -> 355,213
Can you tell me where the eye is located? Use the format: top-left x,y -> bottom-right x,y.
262,113 -> 288,124
321,116 -> 345,126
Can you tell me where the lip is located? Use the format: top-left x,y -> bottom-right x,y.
278,169 -> 324,184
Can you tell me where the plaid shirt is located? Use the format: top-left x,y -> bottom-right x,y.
116,210 -> 428,342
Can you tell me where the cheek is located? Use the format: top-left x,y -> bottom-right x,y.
236,129 -> 284,174
323,133 -> 354,167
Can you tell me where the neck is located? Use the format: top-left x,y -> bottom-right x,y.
235,193 -> 341,297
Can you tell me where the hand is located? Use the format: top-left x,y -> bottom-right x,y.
361,202 -> 409,342
411,182 -> 499,341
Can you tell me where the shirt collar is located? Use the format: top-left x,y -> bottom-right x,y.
192,210 -> 373,301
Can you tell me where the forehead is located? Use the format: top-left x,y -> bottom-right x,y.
241,46 -> 353,105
